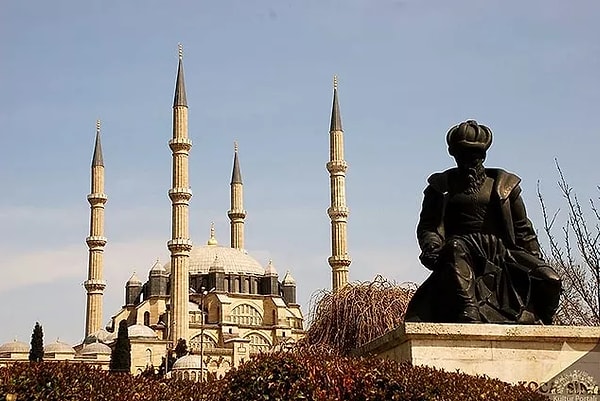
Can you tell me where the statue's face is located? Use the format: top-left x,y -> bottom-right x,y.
453,149 -> 485,175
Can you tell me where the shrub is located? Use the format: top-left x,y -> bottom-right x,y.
303,276 -> 417,355
0,350 -> 548,401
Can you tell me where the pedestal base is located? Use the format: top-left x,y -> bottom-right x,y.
355,323 -> 600,396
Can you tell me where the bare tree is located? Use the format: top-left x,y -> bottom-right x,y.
538,160 -> 600,326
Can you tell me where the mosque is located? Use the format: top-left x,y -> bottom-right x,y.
0,46 -> 352,378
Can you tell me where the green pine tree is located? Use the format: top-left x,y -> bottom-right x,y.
29,322 -> 44,362
110,320 -> 131,373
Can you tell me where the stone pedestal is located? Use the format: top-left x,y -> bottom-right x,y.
355,322 -> 600,395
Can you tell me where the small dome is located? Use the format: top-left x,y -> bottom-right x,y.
80,342 -> 111,355
264,259 -> 278,276
209,255 -> 224,273
282,270 -> 296,285
0,340 -> 29,353
84,329 -> 112,345
172,354 -> 204,370
149,260 -> 166,275
44,340 -> 75,354
127,324 -> 158,339
127,272 -> 142,285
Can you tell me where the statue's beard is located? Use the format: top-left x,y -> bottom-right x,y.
458,161 -> 486,194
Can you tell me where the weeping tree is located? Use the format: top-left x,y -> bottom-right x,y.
301,276 -> 417,355
538,161 -> 600,326
110,320 -> 131,373
28,322 -> 44,362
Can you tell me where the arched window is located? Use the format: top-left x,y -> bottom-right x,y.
144,311 -> 150,326
224,277 -> 230,292
189,333 -> 217,353
146,348 -> 152,365
244,333 -> 271,353
230,304 -> 263,326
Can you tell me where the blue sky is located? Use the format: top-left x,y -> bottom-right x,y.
0,0 -> 599,345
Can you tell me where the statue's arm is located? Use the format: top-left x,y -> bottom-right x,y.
510,186 -> 543,258
417,185 -> 445,252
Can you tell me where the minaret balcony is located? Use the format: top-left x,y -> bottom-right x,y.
168,188 -> 193,203
227,210 -> 247,220
169,138 -> 192,152
167,238 -> 193,254
86,236 -> 107,249
326,161 -> 348,174
328,256 -> 352,267
84,279 -> 107,293
87,193 -> 108,204
327,206 -> 349,220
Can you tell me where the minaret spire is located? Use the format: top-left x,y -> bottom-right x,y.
228,141 -> 246,250
167,45 -> 193,343
326,76 -> 351,292
174,43 -> 187,107
84,119 -> 108,337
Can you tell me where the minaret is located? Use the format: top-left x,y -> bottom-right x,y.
228,142 -> 246,251
84,120 -> 108,337
327,76 -> 351,292
167,44 -> 193,343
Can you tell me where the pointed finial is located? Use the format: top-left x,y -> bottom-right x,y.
234,140 -> 238,153
330,75 -> 342,131
207,222 -> 218,245
178,43 -> 183,60
92,120 -> 104,167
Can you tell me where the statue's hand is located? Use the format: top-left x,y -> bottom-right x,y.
420,250 -> 440,271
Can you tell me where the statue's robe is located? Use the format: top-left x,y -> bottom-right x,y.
405,168 -> 560,324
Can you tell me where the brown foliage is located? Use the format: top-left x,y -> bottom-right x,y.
302,275 -> 417,355
0,351 -> 548,401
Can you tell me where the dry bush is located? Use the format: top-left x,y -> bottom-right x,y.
538,161 -> 600,325
301,275 -> 417,355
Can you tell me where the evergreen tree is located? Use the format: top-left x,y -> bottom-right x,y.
28,322 -> 44,362
174,338 -> 188,358
110,320 -> 131,373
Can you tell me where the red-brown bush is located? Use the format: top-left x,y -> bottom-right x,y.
0,349 -> 547,401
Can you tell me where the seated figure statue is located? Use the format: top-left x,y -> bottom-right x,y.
405,120 -> 561,324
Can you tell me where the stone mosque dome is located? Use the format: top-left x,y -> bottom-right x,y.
127,324 -> 159,339
80,341 -> 112,356
172,354 -> 203,370
44,340 -> 75,355
164,228 -> 265,276
0,340 -> 29,354
84,328 -> 113,345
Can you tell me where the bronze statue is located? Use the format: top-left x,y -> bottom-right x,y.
405,120 -> 561,324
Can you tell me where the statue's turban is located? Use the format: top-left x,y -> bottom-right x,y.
446,120 -> 493,156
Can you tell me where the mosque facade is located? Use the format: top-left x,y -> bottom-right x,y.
0,46 -> 351,378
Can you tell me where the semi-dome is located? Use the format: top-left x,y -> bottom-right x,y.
172,354 -> 203,370
84,328 -> 112,345
127,324 -> 158,339
44,340 -> 75,354
80,342 -> 112,355
0,340 -> 29,354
